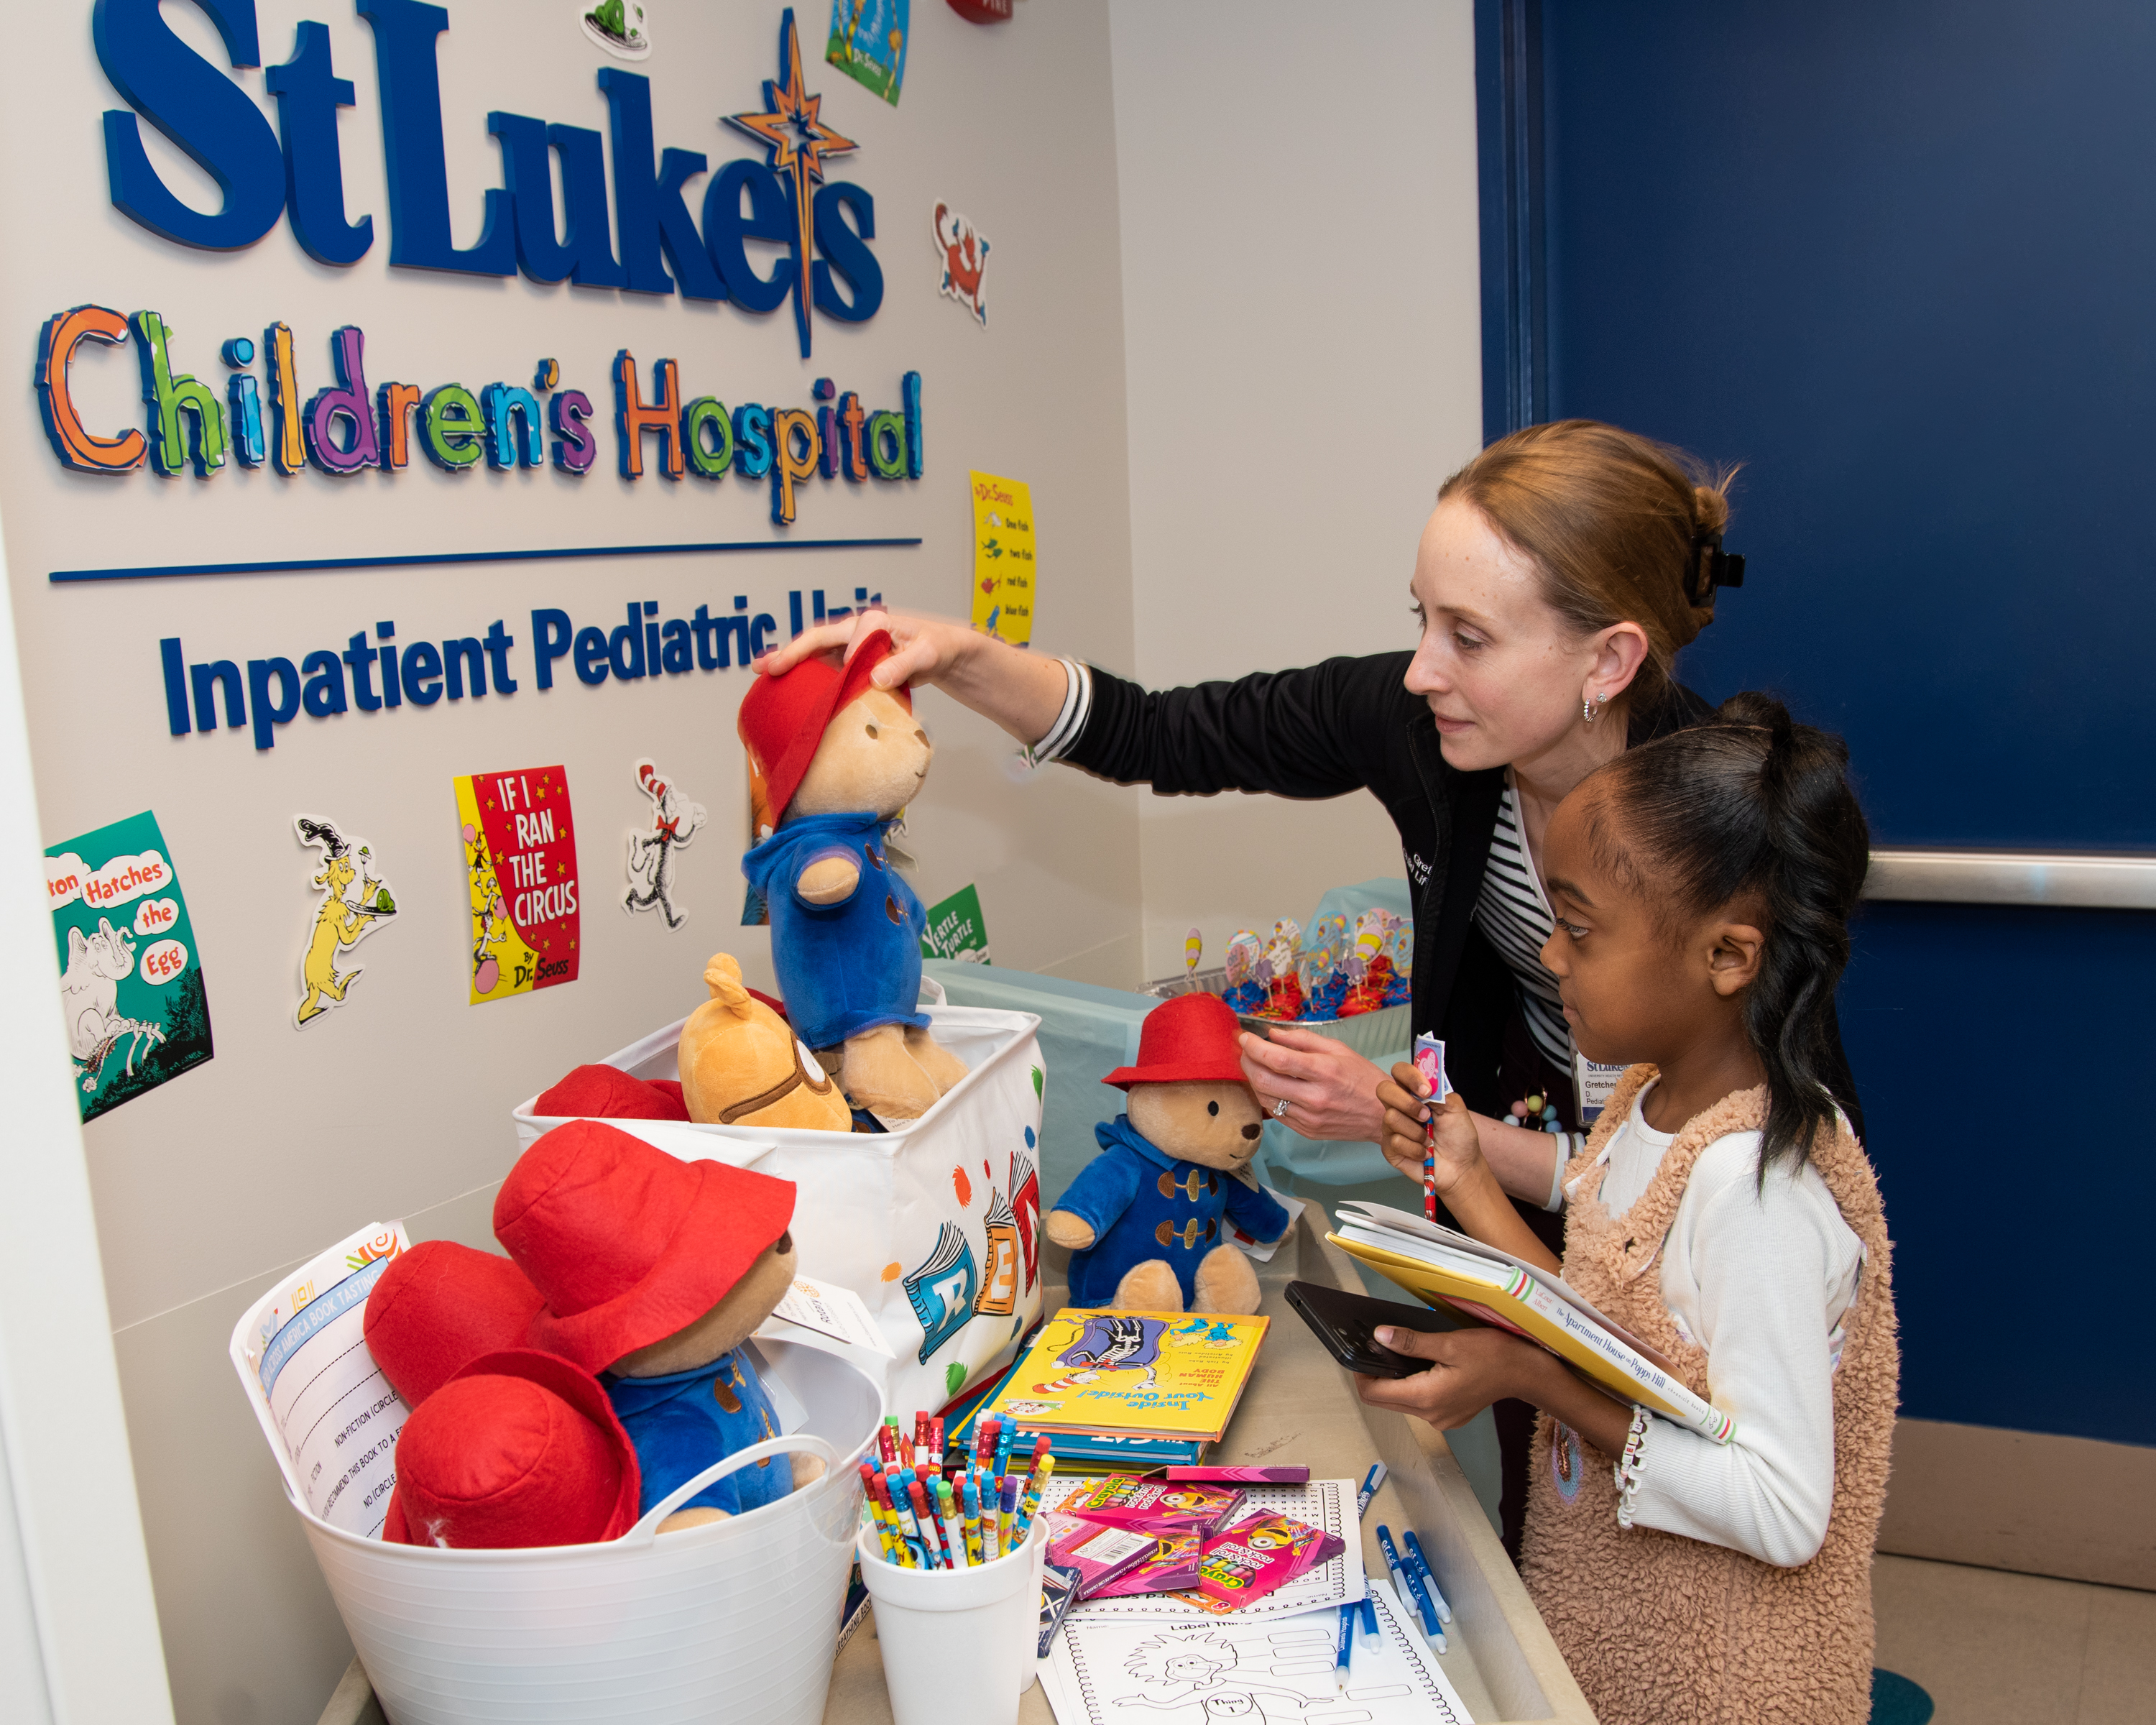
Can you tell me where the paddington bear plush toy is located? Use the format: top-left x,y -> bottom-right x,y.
737,629 -> 967,1122
1044,993 -> 1290,1315
494,1119 -> 823,1530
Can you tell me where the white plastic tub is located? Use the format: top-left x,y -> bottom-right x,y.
257,1338 -> 882,1725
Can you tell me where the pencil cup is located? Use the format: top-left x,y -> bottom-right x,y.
856,1516 -> 1048,1725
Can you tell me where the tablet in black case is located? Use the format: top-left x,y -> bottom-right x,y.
1284,1279 -> 1468,1378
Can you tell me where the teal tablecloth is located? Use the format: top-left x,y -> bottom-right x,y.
921,960 -> 1149,1209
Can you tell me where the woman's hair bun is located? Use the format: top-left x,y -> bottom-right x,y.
1692,480 -> 1731,539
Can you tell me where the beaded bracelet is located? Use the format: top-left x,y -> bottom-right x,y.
1613,1407 -> 1651,1527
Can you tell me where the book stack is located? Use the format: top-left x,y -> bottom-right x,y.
1325,1201 -> 1735,1443
954,1307 -> 1269,1471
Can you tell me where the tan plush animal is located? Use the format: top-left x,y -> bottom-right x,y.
739,631 -> 969,1122
1043,994 -> 1290,1315
679,953 -> 852,1131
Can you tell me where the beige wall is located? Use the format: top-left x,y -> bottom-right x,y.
0,4 -> 1139,1719
2,3 -> 1493,1717
1107,0 -> 1485,983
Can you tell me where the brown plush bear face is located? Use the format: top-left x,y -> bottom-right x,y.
609,1230 -> 796,1379
1125,1080 -> 1264,1170
789,689 -> 930,822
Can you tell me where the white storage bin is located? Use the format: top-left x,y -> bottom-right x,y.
513,1004 -> 1049,1419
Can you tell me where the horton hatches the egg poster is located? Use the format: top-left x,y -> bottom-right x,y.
455,767 -> 581,1005
46,810 -> 213,1122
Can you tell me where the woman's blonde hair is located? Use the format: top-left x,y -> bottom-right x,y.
1438,419 -> 1736,709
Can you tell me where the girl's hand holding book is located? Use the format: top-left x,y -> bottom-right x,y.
1354,1323 -> 1634,1458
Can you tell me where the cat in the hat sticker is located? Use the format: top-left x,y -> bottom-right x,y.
622,757 -> 707,929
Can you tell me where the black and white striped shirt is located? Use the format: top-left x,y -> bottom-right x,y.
1473,778 -> 1574,1075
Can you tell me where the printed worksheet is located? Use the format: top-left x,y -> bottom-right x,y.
233,1222 -> 411,1538
1041,1581 -> 1469,1725
1040,1477 -> 1365,1622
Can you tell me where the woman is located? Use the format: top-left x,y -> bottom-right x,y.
763,419 -> 1860,1553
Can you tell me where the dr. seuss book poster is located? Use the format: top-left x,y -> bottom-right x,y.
970,471 -> 1035,645
454,767 -> 581,1005
826,0 -> 908,105
45,810 -> 213,1122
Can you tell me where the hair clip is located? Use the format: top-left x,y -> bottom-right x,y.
1689,532 -> 1746,605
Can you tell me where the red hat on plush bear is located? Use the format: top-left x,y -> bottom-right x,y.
494,1120 -> 796,1374
364,1241 -> 549,1407
533,1063 -> 691,1123
737,628 -> 911,827
1103,991 -> 1251,1088
382,1348 -> 640,1548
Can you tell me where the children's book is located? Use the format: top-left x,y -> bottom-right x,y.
1327,1200 -> 1734,1443
979,1309 -> 1268,1443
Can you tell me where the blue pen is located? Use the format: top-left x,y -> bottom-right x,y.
1402,1531 -> 1455,1626
1335,1604 -> 1355,1691
1353,1597 -> 1381,1679
1376,1525 -> 1439,1644
1356,1461 -> 1387,1517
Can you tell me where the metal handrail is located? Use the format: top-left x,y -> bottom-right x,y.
1864,848 -> 2156,910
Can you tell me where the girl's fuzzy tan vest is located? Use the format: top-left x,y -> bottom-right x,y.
1519,1067 -> 1899,1725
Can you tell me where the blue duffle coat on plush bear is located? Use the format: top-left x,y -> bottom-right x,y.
604,1348 -> 790,1520
741,812 -> 930,1052
1058,1116 -> 1291,1308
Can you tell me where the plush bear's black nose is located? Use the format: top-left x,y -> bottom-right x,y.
1240,1123 -> 1261,1141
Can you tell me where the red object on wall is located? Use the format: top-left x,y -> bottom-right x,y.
946,0 -> 1013,21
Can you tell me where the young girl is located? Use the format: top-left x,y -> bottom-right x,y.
1360,693 -> 1896,1725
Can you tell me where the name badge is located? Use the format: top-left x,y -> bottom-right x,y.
1573,1052 -> 1625,1123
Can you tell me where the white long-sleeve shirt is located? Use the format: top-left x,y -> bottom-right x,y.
1575,1083 -> 1865,1568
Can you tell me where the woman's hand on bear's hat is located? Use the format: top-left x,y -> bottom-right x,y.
1239,1028 -> 1386,1144
757,607 -> 954,689
755,607 -> 1072,748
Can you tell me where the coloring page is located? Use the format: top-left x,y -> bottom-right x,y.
1039,1478 -> 1364,1622
1041,1581 -> 1469,1725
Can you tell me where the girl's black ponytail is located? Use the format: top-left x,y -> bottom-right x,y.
1595,692 -> 1871,1176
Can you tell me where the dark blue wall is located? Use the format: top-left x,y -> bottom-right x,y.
1498,1 -> 2156,1445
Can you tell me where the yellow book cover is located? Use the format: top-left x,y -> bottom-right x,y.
1325,1230 -> 1734,1443
982,1310 -> 1268,1441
